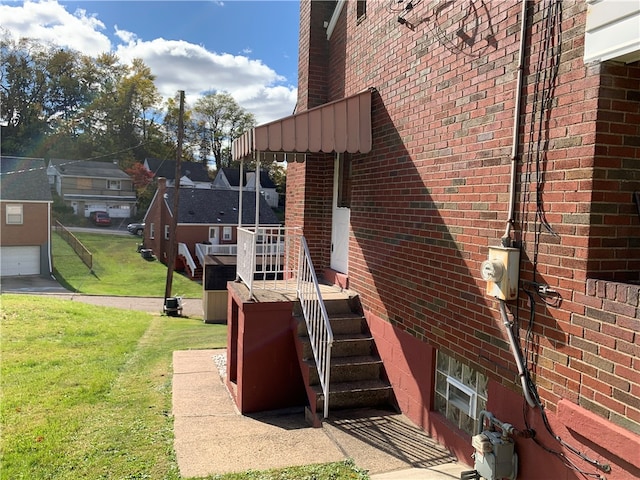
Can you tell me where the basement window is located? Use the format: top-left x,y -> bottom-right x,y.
435,351 -> 488,436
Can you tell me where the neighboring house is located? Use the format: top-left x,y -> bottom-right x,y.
47,159 -> 136,218
143,178 -> 280,278
231,2 -> 640,480
213,167 -> 279,208
0,156 -> 53,277
144,158 -> 212,189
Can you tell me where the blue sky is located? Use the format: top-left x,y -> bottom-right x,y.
0,0 -> 300,124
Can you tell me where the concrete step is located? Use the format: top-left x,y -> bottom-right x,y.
300,333 -> 374,360
294,296 -> 358,317
306,355 -> 384,385
312,379 -> 394,411
296,313 -> 366,336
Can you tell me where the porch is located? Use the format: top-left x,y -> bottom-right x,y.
225,226 -> 397,426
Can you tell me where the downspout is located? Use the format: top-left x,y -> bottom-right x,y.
501,0 -> 528,247
499,300 -> 537,408
47,202 -> 53,278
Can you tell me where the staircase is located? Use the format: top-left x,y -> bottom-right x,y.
180,254 -> 203,281
293,294 -> 397,427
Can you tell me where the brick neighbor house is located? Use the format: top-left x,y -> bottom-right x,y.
231,1 -> 639,479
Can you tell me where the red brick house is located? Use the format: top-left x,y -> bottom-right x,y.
0,156 -> 53,277
231,1 -> 639,479
143,178 -> 280,278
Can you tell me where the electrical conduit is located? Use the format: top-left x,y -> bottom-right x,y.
499,300 -> 537,408
502,0 -> 528,247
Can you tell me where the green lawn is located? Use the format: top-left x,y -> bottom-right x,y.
0,294 -> 223,479
1,233 -> 368,479
52,231 -> 202,298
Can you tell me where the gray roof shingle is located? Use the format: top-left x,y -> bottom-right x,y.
145,158 -> 211,183
49,159 -> 130,179
1,156 -> 52,202
218,167 -> 277,189
166,187 -> 280,225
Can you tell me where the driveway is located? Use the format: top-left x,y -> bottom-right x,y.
1,275 -> 204,318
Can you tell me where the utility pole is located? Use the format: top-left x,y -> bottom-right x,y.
164,90 -> 185,306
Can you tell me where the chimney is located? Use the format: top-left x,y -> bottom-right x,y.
158,177 -> 167,198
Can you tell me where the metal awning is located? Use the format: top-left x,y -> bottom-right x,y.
232,88 -> 373,162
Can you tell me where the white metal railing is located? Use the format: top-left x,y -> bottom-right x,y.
178,242 -> 197,274
297,236 -> 333,419
195,243 -> 238,265
235,226 -> 334,417
236,226 -> 300,296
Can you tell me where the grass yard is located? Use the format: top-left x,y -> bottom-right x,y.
52,231 -> 202,298
0,294 -> 224,479
1,233 -> 369,479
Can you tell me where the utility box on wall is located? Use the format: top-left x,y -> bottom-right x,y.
481,247 -> 520,300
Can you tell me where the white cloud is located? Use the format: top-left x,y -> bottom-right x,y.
0,0 -> 297,125
114,26 -> 137,45
0,0 -> 111,55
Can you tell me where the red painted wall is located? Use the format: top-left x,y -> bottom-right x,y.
226,283 -> 307,413
290,1 -> 640,478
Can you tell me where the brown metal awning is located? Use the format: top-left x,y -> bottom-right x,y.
232,88 -> 373,162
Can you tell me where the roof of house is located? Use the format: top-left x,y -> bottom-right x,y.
48,159 -> 130,179
145,158 -> 211,183
217,167 -> 277,189
1,156 -> 52,202
165,187 -> 280,225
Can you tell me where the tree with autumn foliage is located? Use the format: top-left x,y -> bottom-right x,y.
125,162 -> 155,219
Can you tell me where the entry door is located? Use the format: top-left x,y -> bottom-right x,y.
330,153 -> 351,274
209,227 -> 219,245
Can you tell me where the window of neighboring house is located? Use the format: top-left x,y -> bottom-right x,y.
357,0 -> 366,22
6,204 -> 23,224
164,225 -> 170,240
222,226 -> 232,241
337,153 -> 352,208
434,351 -> 488,436
107,180 -> 121,190
150,223 -> 155,239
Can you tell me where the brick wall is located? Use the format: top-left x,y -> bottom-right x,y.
576,279 -> 640,433
292,1 -> 640,477
588,61 -> 640,282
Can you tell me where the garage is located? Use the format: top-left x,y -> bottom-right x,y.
1,246 -> 41,276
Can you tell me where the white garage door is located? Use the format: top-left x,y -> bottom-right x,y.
1,246 -> 40,276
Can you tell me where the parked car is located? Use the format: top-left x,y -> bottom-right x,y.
89,211 -> 111,226
127,222 -> 145,235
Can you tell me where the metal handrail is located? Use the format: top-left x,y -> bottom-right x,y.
297,236 -> 334,419
178,243 -> 197,274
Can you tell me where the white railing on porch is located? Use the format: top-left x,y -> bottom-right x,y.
297,236 -> 334,419
236,226 -> 299,295
195,243 -> 238,266
178,242 -> 197,274
236,226 -> 334,418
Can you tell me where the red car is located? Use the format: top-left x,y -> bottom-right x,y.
89,211 -> 111,226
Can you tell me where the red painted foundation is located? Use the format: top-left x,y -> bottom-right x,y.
365,309 -> 640,480
225,282 -> 307,413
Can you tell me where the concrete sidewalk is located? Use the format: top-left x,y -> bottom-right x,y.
172,349 -> 470,479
